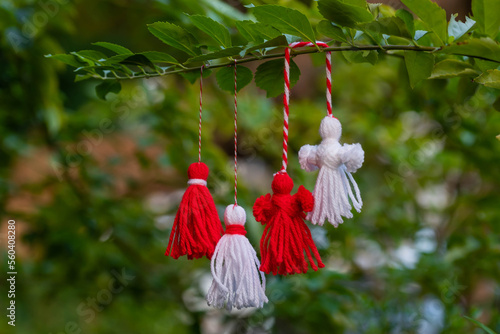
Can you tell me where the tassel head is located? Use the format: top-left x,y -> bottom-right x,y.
187,162 -> 209,180
271,172 -> 294,194
224,204 -> 246,226
224,204 -> 247,236
320,116 -> 342,141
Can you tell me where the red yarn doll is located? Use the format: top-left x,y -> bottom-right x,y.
253,172 -> 325,275
166,162 -> 223,260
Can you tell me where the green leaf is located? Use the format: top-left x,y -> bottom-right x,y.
253,5 -> 316,43
75,74 -> 92,82
147,22 -> 199,56
317,0 -> 373,28
179,68 -> 212,84
245,35 -> 288,54
216,65 -> 253,93
401,0 -> 447,44
430,59 -> 478,79
448,15 -> 476,42
360,17 -> 411,39
474,69 -> 500,89
45,54 -> 84,68
252,24 -> 283,41
119,54 -> 155,68
92,42 -> 133,55
138,51 -> 179,64
235,20 -> 281,43
463,316 -> 497,334
343,50 -> 378,65
190,15 -> 232,48
404,51 -> 435,88
474,59 -> 499,72
396,9 -> 415,36
345,0 -> 367,6
104,54 -> 134,64
317,20 -> 348,43
440,38 -> 500,63
71,50 -> 108,63
95,81 -> 121,100
472,0 -> 500,38
74,65 -> 117,75
414,30 -> 430,41
367,2 -> 382,16
236,20 -> 264,42
185,47 -> 244,63
255,58 -> 301,98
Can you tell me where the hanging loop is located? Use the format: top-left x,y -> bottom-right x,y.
281,41 -> 332,172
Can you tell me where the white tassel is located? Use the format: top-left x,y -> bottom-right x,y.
298,116 -> 364,227
206,204 -> 268,311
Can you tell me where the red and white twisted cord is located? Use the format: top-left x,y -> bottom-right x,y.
234,61 -> 238,205
281,41 -> 331,172
198,65 -> 204,163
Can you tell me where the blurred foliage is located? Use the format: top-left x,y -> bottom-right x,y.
0,0 -> 500,334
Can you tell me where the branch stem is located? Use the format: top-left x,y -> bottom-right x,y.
92,44 -> 439,80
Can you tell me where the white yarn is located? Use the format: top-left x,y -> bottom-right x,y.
298,116 -> 364,227
206,204 -> 268,311
187,178 -> 207,186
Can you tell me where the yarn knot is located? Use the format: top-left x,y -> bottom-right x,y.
271,172 -> 294,194
271,194 -> 296,216
187,162 -> 209,180
224,225 -> 247,236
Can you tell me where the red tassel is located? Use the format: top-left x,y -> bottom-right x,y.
166,162 -> 223,260
253,172 -> 324,275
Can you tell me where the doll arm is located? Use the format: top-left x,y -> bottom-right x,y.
253,193 -> 273,224
341,143 -> 364,173
294,185 -> 314,213
298,144 -> 319,172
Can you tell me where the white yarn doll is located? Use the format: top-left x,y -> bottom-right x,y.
298,116 -> 364,227
206,204 -> 268,310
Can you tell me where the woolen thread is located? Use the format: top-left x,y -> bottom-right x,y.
253,172 -> 324,275
206,204 -> 268,310
299,116 -> 364,227
165,162 -> 223,259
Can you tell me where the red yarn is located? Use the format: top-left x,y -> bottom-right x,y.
165,162 -> 223,260
253,172 -> 324,275
224,224 -> 247,236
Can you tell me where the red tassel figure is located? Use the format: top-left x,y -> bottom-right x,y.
253,172 -> 325,275
166,162 -> 223,260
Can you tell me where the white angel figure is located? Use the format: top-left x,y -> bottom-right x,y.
298,116 -> 364,227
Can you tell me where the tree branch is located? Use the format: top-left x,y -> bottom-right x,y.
89,44 -> 478,81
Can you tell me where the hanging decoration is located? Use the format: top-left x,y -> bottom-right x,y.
206,62 -> 268,310
165,66 -> 223,260
253,42 -> 326,276
298,44 -> 364,227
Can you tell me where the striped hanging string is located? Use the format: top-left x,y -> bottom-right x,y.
206,62 -> 269,308
282,41 -> 332,172
198,65 -> 204,162
233,60 -> 238,205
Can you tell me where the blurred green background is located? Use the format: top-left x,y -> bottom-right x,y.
1,0 -> 499,333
